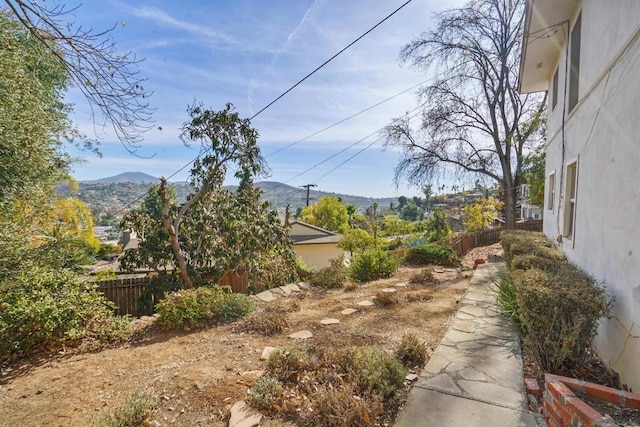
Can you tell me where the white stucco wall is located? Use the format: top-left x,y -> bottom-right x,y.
542,3 -> 640,391
294,243 -> 345,270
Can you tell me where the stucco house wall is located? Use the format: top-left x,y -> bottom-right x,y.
521,0 -> 640,391
294,242 -> 345,270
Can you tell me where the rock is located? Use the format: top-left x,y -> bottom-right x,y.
357,300 -> 375,306
229,401 -> 262,427
255,290 -> 276,302
277,285 -> 292,296
394,282 -> 408,287
270,287 -> 285,295
381,288 -> 397,293
341,308 -> 358,315
297,282 -> 310,290
241,370 -> 265,380
284,283 -> 302,292
405,373 -> 419,383
289,330 -> 313,339
320,318 -> 340,325
261,346 -> 279,360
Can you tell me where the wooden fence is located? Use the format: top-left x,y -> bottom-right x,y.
443,220 -> 543,257
93,269 -> 249,317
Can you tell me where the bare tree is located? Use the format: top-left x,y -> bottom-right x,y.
3,0 -> 153,148
384,0 -> 545,229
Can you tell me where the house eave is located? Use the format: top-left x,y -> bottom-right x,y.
518,0 -> 580,94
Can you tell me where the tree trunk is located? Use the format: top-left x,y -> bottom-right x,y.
504,184 -> 518,230
159,179 -> 193,288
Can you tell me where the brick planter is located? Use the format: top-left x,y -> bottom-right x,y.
543,374 -> 640,426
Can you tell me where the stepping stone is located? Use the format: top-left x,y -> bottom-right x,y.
278,286 -> 292,296
289,330 -> 313,339
261,346 -> 279,360
270,287 -> 285,295
320,318 -> 340,325
297,282 -> 310,290
341,308 -> 358,315
255,290 -> 276,302
394,282 -> 408,287
229,401 -> 262,427
284,283 -> 302,292
381,288 -> 397,293
357,300 -> 375,306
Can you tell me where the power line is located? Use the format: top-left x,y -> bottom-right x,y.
122,0 -> 415,210
249,0 -> 414,120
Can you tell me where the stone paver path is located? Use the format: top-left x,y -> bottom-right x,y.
320,318 -> 340,325
341,308 -> 358,315
289,330 -> 313,339
394,263 -> 540,427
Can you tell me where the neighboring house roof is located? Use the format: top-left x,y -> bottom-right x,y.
519,0 -> 581,93
288,220 -> 341,245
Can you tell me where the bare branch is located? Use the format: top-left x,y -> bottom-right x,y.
3,0 -> 153,148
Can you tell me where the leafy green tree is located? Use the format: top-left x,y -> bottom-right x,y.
464,197 -> 504,233
523,145 -> 545,207
339,228 -> 375,256
401,203 -> 423,221
300,196 -> 349,233
122,103 -> 296,289
425,209 -> 452,242
381,216 -> 415,237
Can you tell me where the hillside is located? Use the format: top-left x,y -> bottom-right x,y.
61,173 -> 398,226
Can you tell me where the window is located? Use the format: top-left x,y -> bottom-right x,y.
563,162 -> 578,238
552,67 -> 559,110
547,172 -> 555,210
568,13 -> 581,111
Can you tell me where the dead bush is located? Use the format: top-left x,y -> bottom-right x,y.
375,291 -> 398,307
343,282 -> 358,292
409,268 -> 437,285
301,385 -> 383,427
235,310 -> 289,336
267,347 -> 312,384
403,291 -> 433,303
395,332 -> 427,369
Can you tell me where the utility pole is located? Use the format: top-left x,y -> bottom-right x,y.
300,183 -> 317,206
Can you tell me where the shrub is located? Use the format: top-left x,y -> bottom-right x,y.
216,293 -> 257,323
93,269 -> 117,280
500,230 -> 562,267
512,266 -> 610,371
137,273 -> 183,316
302,385 -> 383,427
349,249 -> 399,282
337,346 -> 407,401
0,268 -> 131,361
409,268 -> 436,285
295,257 -> 314,281
375,291 -> 397,307
395,333 -> 427,368
249,376 -> 283,410
235,310 -> 289,335
155,285 -> 255,328
493,269 -> 522,333
98,390 -> 157,427
267,347 -> 311,384
404,245 -> 459,267
309,257 -> 347,289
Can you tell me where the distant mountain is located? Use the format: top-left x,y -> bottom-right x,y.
63,174 -> 400,226
81,172 -> 159,184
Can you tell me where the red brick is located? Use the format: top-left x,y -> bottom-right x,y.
551,395 -> 574,424
544,399 -> 563,426
547,379 -> 576,403
525,377 -> 542,397
566,396 -> 607,427
583,382 -> 626,405
548,374 -> 586,394
623,390 -> 640,410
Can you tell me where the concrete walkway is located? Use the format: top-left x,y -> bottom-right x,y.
394,263 -> 541,427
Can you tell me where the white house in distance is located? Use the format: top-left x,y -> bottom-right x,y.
519,0 -> 640,390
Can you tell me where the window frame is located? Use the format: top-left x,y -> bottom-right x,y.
547,171 -> 555,211
568,12 -> 582,112
551,67 -> 559,110
563,160 -> 579,241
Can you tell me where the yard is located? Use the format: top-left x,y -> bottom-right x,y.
0,263 -> 474,426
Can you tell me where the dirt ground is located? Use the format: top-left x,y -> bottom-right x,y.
0,265 -> 474,427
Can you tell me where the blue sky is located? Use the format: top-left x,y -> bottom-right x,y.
65,0 -> 466,198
